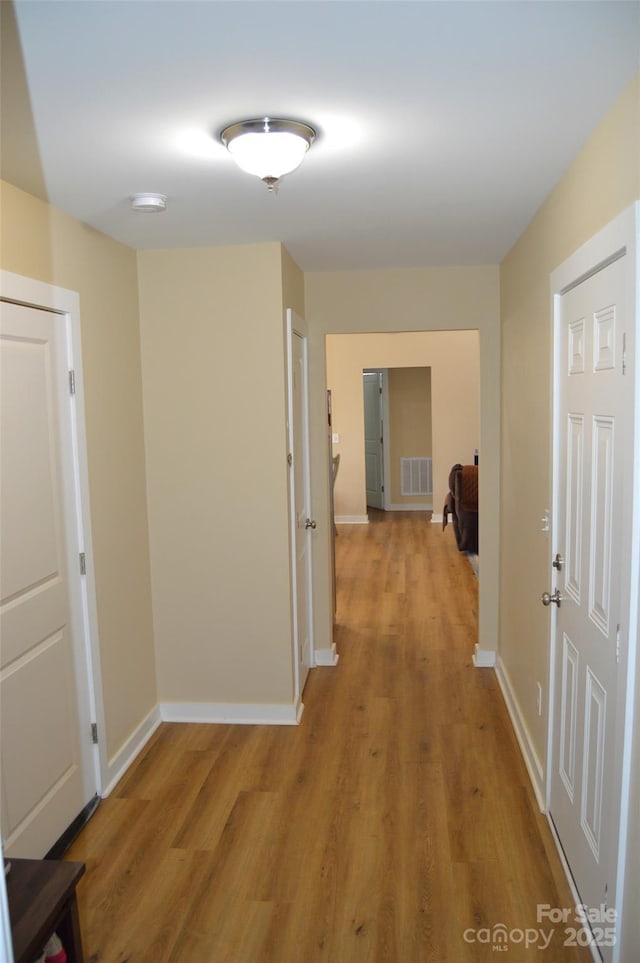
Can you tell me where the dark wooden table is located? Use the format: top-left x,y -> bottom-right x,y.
6,858 -> 85,963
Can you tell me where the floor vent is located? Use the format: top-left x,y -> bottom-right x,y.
401,457 -> 433,496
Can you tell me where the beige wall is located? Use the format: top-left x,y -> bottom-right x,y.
282,244 -> 306,319
137,243 -> 296,707
388,367 -> 432,506
0,180 -> 157,761
305,266 -> 500,658
326,333 -> 478,515
499,73 -> 640,957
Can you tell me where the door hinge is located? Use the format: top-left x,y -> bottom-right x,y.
69,370 -> 76,395
91,723 -> 98,744
622,333 -> 627,375
381,485 -> 385,493
287,452 -> 293,466
616,624 -> 621,664
79,552 -> 86,575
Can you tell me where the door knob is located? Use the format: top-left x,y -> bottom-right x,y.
552,553 -> 564,571
305,518 -> 317,530
541,590 -> 563,608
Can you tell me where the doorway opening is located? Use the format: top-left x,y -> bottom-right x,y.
363,369 -> 385,510
325,329 -> 480,632
326,330 -> 479,525
363,367 -> 435,514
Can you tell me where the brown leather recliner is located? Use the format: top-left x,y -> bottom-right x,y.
443,463 -> 478,554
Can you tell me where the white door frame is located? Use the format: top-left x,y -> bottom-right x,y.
286,308 -> 315,709
546,203 -> 639,961
0,270 -> 106,794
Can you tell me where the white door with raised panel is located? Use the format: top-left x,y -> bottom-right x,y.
286,310 -> 313,701
549,247 -> 633,958
1,299 -> 96,857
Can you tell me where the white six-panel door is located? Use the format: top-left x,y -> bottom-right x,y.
1,299 -> 96,857
550,250 -> 632,957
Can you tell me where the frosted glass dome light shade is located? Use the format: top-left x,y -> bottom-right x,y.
228,131 -> 308,177
220,118 -> 316,190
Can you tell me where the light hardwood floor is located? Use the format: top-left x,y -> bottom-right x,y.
67,510 -> 591,962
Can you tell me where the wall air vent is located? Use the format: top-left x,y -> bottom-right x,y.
401,457 -> 433,496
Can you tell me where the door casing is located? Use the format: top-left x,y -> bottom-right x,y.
286,308 -> 314,710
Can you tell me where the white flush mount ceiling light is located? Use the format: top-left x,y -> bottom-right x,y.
220,117 -> 316,191
131,193 -> 167,213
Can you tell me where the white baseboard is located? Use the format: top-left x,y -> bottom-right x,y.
314,644 -> 339,666
159,701 -> 303,726
495,655 -> 545,811
545,814 -> 602,963
385,503 -> 434,512
102,704 -> 162,797
431,513 -> 444,524
472,643 -> 496,667
335,515 -> 369,524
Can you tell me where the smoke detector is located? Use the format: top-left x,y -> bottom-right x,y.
131,193 -> 167,213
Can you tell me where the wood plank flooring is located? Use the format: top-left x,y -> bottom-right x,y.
66,510 -> 591,962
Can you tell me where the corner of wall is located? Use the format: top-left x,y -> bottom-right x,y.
281,244 -> 305,318
495,656 -> 546,811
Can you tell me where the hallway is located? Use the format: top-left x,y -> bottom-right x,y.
66,511 -> 589,961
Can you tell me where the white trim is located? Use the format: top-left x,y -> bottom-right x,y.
160,701 -> 304,726
496,656 -> 545,811
431,513 -> 444,524
0,271 -> 107,798
285,309 -> 300,707
1,271 -> 79,313
385,503 -> 434,512
286,308 -> 315,702
65,302 -> 108,795
314,644 -> 340,666
101,705 -> 162,797
335,514 -> 369,524
472,644 -> 496,668
611,204 -> 640,963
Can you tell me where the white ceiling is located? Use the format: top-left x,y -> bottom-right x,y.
2,1 -> 639,271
